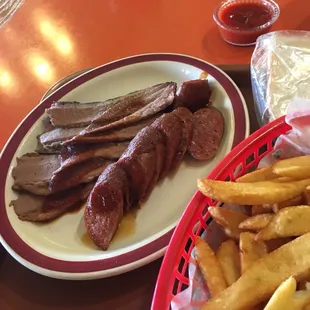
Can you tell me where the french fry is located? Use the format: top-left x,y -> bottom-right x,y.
202,233 -> 310,310
256,206 -> 310,240
195,237 -> 227,297
208,207 -> 248,240
197,178 -> 310,205
271,195 -> 304,213
222,227 -> 239,240
216,240 -> 241,286
236,167 -> 278,183
264,277 -> 310,310
252,204 -> 273,215
272,155 -> 310,180
239,232 -> 268,273
239,213 -> 274,231
263,276 -> 296,310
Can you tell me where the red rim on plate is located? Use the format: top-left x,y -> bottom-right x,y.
0,54 -> 248,275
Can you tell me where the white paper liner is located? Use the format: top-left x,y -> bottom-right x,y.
171,98 -> 310,309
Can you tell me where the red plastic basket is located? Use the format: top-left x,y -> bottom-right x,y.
151,116 -> 292,309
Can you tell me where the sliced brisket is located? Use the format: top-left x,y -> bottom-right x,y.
46,100 -> 121,128
12,153 -> 61,196
11,182 -> 94,222
50,158 -> 114,193
60,142 -> 129,168
71,82 -> 176,142
69,115 -> 159,145
37,127 -> 84,153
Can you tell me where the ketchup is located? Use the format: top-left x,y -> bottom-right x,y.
219,2 -> 273,29
214,0 -> 279,46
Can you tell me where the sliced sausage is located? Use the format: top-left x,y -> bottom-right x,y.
174,79 -> 211,112
84,163 -> 128,250
170,108 -> 194,172
119,126 -> 164,204
143,139 -> 166,199
188,107 -> 224,161
118,152 -> 155,206
151,113 -> 182,179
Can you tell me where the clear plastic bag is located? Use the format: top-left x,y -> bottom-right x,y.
251,30 -> 310,125
0,0 -> 24,28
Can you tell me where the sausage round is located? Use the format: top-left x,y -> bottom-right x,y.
188,107 -> 224,161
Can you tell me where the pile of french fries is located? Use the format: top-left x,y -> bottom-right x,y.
195,155 -> 310,310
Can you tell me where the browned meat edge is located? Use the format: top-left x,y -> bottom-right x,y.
11,182 -> 94,222
69,82 -> 176,142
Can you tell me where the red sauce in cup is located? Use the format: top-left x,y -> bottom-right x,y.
213,0 -> 280,46
220,2 -> 272,29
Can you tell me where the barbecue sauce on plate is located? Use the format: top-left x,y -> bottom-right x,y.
112,209 -> 137,243
81,209 -> 137,248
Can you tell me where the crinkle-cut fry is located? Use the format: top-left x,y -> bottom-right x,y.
271,195 -> 304,213
239,213 -> 274,231
197,178 -> 310,205
195,237 -> 227,297
256,205 -> 310,241
216,239 -> 241,286
252,204 -> 273,215
272,155 -> 310,180
208,207 -> 248,239
236,167 -> 278,183
239,232 -> 268,274
201,233 -> 310,310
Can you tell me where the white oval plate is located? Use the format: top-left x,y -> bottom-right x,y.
0,53 -> 249,280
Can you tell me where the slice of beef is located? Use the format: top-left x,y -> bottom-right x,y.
170,108 -> 194,172
12,153 -> 61,196
11,182 -> 94,222
69,114 -> 160,145
71,82 -> 176,142
84,163 -> 129,250
37,127 -> 84,153
59,142 -> 129,169
174,79 -> 212,112
151,113 -> 183,179
50,158 -> 113,193
46,100 -> 121,128
188,107 -> 225,160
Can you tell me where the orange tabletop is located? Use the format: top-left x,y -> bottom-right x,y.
0,0 -> 309,150
0,0 -> 309,149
